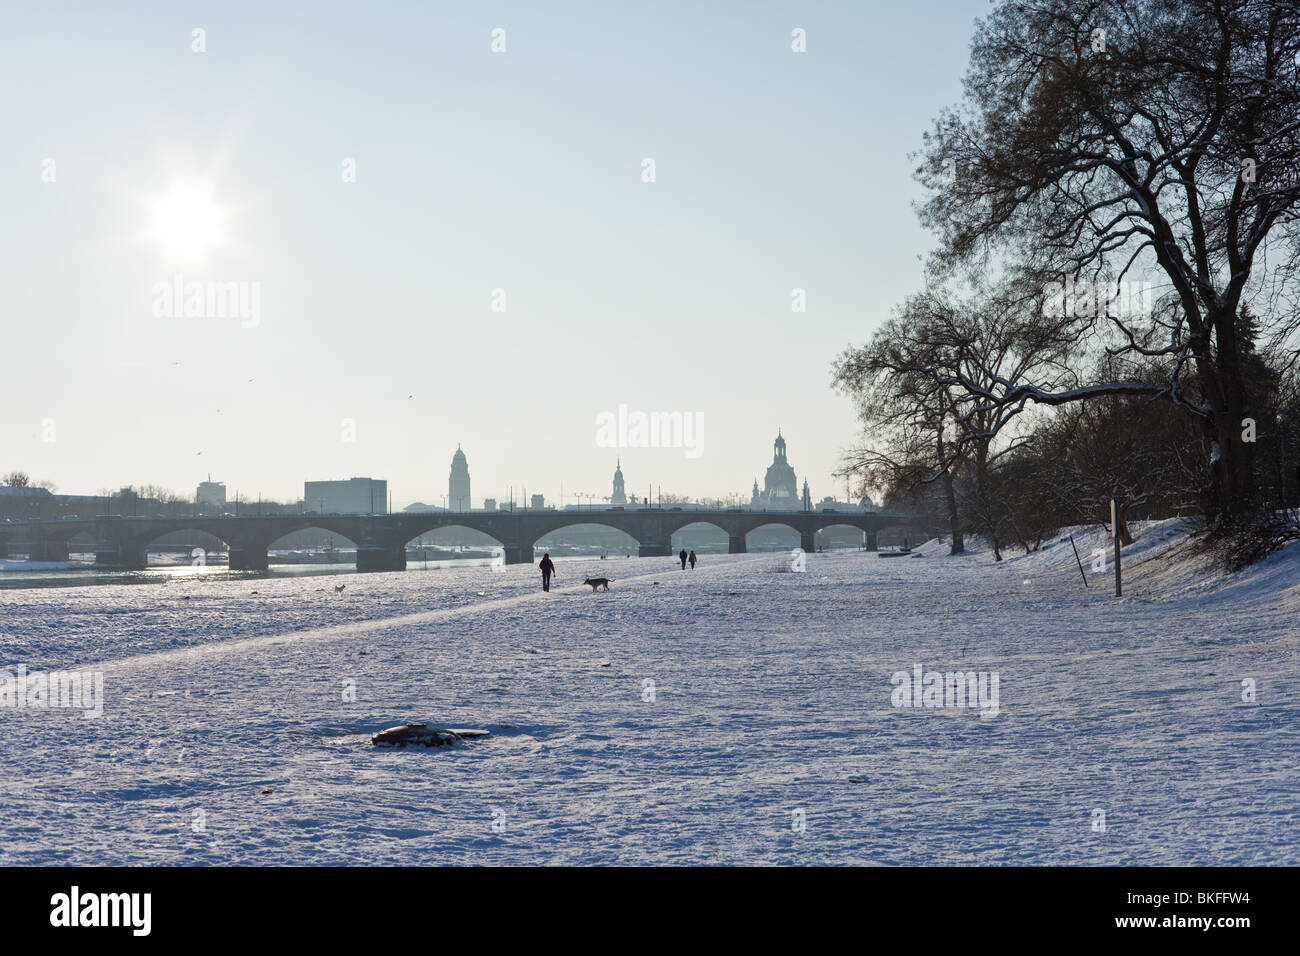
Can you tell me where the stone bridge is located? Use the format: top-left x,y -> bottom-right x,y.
0,509 -> 935,572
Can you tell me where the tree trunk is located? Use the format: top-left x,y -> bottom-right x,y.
941,468 -> 964,555
935,427 -> 965,555
1201,311 -> 1258,518
974,441 -> 1000,560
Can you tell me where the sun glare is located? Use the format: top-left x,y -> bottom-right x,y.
148,185 -> 224,262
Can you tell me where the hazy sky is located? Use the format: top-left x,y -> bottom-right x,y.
2,0 -> 992,508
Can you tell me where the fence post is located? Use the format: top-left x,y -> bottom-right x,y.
1111,498 -> 1122,597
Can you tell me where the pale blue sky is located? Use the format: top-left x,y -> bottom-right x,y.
1,0 -> 992,507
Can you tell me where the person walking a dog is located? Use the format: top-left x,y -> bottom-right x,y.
678,548 -> 688,569
688,550 -> 697,569
539,553 -> 555,591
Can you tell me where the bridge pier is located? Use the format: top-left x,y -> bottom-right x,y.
638,541 -> 672,558
504,545 -> 534,566
94,544 -> 147,569
799,531 -> 816,554
29,540 -> 70,562
228,546 -> 269,572
356,544 -> 406,573
728,534 -> 747,554
864,531 -> 877,551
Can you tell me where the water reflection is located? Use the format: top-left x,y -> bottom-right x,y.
0,556 -> 499,590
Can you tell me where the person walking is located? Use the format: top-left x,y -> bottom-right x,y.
539,552 -> 555,592
679,548 -> 688,570
688,550 -> 697,569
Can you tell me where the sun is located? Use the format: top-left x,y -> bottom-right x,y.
148,184 -> 225,262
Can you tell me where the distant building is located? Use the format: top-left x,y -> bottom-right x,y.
403,501 -> 443,513
0,486 -> 52,500
483,498 -> 497,512
0,486 -> 165,521
448,445 -> 471,511
611,459 -> 627,505
0,485 -> 54,520
530,494 -> 546,510
750,431 -> 800,509
196,477 -> 226,511
304,477 -> 388,515
816,495 -> 876,512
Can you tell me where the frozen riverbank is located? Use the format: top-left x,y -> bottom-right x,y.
1,522 -> 1296,865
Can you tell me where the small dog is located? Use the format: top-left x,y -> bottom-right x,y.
583,577 -> 613,592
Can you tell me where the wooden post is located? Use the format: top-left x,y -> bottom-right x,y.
1111,498 -> 1122,597
1068,534 -> 1088,588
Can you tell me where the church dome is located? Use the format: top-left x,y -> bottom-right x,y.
753,431 -> 798,505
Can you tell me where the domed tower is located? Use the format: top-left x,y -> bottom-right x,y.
448,445 -> 471,511
761,430 -> 799,506
611,459 -> 627,505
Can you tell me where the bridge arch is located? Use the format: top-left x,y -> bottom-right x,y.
871,520 -> 931,550
813,522 -> 874,551
265,527 -> 359,569
533,522 -> 640,559
668,520 -> 730,554
745,522 -> 801,552
402,524 -> 503,550
64,531 -> 99,562
133,527 -> 234,569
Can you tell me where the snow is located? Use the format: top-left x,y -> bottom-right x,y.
0,560 -> 82,572
0,521 -> 1296,865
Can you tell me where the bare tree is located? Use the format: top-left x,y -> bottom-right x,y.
834,297 -> 970,554
836,278 -> 1080,558
917,0 -> 1300,518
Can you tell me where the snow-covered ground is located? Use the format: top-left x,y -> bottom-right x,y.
1,520 -> 1296,865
